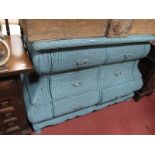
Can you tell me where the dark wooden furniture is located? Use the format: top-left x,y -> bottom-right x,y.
134,42 -> 155,101
0,35 -> 33,134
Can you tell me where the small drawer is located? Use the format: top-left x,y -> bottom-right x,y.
32,46 -> 106,74
0,107 -> 15,115
7,122 -> 16,127
6,125 -> 21,134
4,112 -> 14,119
100,61 -> 134,88
3,117 -> 18,124
51,47 -> 106,72
0,100 -> 10,108
101,79 -> 142,103
106,44 -> 150,63
53,90 -> 100,117
2,120 -> 20,134
50,68 -> 98,99
102,82 -> 134,103
0,80 -> 17,98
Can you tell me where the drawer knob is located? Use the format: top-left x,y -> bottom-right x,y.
114,72 -> 122,77
124,54 -> 132,59
76,59 -> 88,66
72,81 -> 81,87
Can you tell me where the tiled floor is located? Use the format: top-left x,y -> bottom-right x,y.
33,93 -> 155,135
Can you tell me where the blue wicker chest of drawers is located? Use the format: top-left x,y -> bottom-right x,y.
23,35 -> 155,132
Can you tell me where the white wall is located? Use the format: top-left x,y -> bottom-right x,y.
0,19 -> 20,35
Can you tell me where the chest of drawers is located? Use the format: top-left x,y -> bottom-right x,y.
0,36 -> 33,134
23,35 -> 155,133
0,76 -> 30,134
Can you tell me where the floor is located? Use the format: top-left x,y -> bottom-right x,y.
34,93 -> 155,135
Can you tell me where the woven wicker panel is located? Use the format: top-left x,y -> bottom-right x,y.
24,74 -> 52,105
22,35 -> 154,131
27,104 -> 54,124
32,52 -> 53,75
101,79 -> 142,103
50,68 -> 98,99
100,61 -> 136,88
53,90 -> 99,117
106,43 -> 150,63
23,85 -> 54,124
51,47 -> 106,72
28,43 -> 150,75
23,63 -> 143,130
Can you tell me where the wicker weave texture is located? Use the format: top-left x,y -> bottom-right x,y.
24,61 -> 142,124
29,43 -> 150,74
23,35 -> 153,131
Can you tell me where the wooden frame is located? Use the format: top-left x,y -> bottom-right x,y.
20,19 -> 155,42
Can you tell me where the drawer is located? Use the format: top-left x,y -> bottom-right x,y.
0,113 -> 20,134
100,61 -> 134,88
0,112 -> 16,124
53,90 -> 100,117
0,99 -> 16,115
32,47 -> 106,74
102,79 -> 142,103
0,106 -> 15,115
51,47 -> 106,72
0,80 -> 17,98
102,81 -> 134,103
50,68 -> 98,99
106,44 -> 150,63
3,112 -> 15,119
0,100 -> 11,109
3,121 -> 21,134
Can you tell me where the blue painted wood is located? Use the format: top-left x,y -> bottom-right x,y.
50,68 -> 98,99
23,61 -> 143,124
30,35 -> 155,50
23,35 -> 154,131
28,43 -> 150,75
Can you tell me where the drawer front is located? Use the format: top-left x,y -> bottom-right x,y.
106,44 -> 150,63
53,90 -> 100,117
51,47 -> 106,72
0,100 -> 17,121
0,106 -> 15,115
32,47 -> 106,74
102,79 -> 142,103
0,80 -> 17,98
0,99 -> 21,134
0,100 -> 11,109
2,121 -> 21,134
32,44 -> 150,74
102,82 -> 134,103
50,68 -> 98,99
100,61 -> 134,88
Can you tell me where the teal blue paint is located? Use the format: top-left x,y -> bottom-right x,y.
23,35 -> 153,132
